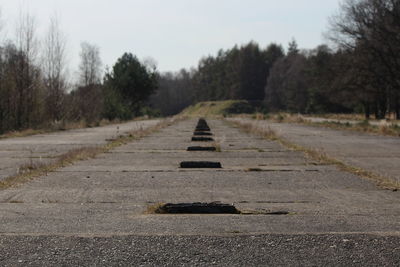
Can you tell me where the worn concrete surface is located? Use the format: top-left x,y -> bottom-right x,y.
0,118 -> 399,266
230,117 -> 400,183
0,120 -> 160,180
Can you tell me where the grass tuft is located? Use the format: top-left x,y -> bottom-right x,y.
145,202 -> 167,214
0,129 -> 47,140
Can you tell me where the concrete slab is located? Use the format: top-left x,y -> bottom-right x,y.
229,118 -> 400,183
0,118 -> 399,265
0,120 -> 160,181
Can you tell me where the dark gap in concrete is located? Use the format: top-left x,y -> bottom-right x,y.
147,203 -> 290,215
197,118 -> 209,127
192,137 -> 214,142
187,146 -> 216,151
241,210 -> 291,215
193,131 -> 213,136
197,122 -> 209,127
195,127 -> 211,132
180,161 -> 222,168
265,211 -> 290,215
153,202 -> 240,214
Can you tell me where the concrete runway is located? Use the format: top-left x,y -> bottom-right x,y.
0,118 -> 399,266
0,120 -> 160,181
230,117 -> 400,183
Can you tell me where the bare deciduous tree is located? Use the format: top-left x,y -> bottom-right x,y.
71,42 -> 103,124
78,42 -> 102,86
42,15 -> 68,121
329,0 -> 400,118
14,9 -> 42,128
16,8 -> 39,68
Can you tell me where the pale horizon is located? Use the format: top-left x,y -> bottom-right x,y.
0,0 -> 341,74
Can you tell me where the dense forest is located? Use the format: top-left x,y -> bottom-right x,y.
151,0 -> 400,120
1,0 -> 399,135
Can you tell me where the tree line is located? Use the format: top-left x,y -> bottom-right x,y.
0,11 -> 157,134
152,0 -> 400,119
1,0 -> 398,135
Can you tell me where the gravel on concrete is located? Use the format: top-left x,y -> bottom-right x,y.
0,234 -> 399,266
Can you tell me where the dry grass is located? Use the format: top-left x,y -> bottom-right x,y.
181,100 -> 254,118
310,113 -> 399,121
231,120 -> 400,190
0,146 -> 105,189
0,117 -> 159,140
236,121 -> 279,141
214,143 -> 222,152
210,140 -> 222,152
236,112 -> 400,137
237,112 -> 305,124
0,129 -> 47,139
265,112 -> 398,122
59,147 -> 105,165
250,113 -> 266,120
211,134 -> 226,153
0,121 -> 100,139
257,113 -> 400,137
18,161 -> 49,174
306,120 -> 400,137
270,113 -> 306,123
0,117 -> 180,190
312,113 -> 367,121
145,202 -> 167,214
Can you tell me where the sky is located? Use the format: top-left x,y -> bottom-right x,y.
0,0 -> 341,73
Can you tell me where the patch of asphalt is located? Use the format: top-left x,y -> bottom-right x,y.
0,234 -> 399,266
